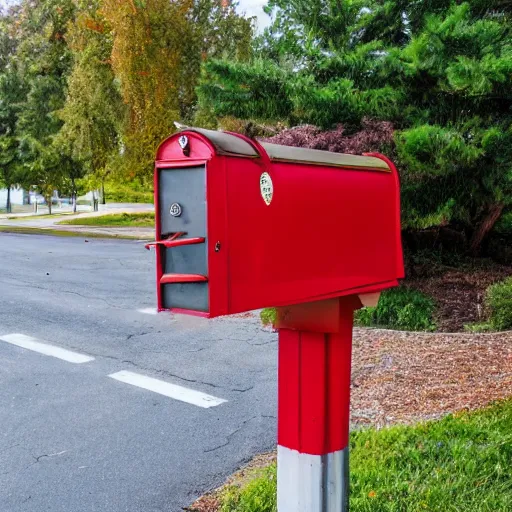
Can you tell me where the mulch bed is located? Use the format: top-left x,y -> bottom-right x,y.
351,328 -> 512,426
407,259 -> 511,332
189,326 -> 512,511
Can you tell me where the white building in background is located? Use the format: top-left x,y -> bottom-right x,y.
0,186 -> 27,206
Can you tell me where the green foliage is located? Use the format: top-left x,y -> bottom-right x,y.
0,65 -> 26,211
56,1 -> 124,195
464,322 -> 494,333
199,0 -> 512,251
260,308 -> 277,327
196,59 -> 294,126
486,277 -> 512,331
495,212 -> 512,237
220,400 -> 512,511
10,0 -> 77,209
0,0 -> 253,195
395,125 -> 482,177
103,183 -> 153,204
355,287 -> 437,331
101,0 -> 253,183
465,277 -> 512,332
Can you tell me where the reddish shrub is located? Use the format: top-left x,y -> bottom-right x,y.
261,118 -> 394,155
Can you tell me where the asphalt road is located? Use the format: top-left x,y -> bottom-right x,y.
0,234 -> 277,512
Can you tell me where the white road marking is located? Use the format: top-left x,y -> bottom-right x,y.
137,308 -> 158,315
108,370 -> 227,408
0,333 -> 95,364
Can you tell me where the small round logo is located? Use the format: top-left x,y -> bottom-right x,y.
260,172 -> 273,206
170,203 -> 182,217
178,135 -> 189,150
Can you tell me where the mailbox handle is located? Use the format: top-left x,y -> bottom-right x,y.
145,237 -> 206,251
225,132 -> 272,173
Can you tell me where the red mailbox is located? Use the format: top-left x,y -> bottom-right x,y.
149,127 -> 404,317
149,126 -> 405,512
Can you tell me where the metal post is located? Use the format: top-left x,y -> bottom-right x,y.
277,301 -> 354,512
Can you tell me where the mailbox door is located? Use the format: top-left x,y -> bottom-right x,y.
159,166 -> 206,237
158,165 -> 209,313
154,131 -> 230,318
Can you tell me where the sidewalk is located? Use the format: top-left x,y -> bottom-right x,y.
0,204 -> 154,239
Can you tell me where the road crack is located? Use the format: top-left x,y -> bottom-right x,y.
32,451 -> 67,463
203,416 -> 259,454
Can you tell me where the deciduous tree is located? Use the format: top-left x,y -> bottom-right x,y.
15,0 -> 76,211
0,7 -> 26,212
57,0 -> 123,210
102,0 -> 253,182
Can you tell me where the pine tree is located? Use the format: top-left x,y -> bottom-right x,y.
198,1 -> 512,253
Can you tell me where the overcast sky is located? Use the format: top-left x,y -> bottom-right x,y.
237,0 -> 272,31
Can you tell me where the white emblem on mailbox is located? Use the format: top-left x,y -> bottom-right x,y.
170,203 -> 182,217
260,172 -> 273,206
178,135 -> 189,150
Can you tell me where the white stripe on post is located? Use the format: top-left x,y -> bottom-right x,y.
277,445 -> 349,512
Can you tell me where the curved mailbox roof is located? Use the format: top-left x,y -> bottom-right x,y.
186,127 -> 258,157
183,127 -> 390,171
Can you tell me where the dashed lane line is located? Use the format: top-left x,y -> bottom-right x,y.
108,370 -> 228,408
137,308 -> 158,315
0,333 -> 95,364
0,333 -> 227,409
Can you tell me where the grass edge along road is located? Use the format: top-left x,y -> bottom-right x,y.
206,399 -> 512,512
0,226 -> 146,240
58,212 -> 154,228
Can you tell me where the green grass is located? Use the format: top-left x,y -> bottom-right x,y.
6,212 -> 82,221
219,400 -> 512,511
355,286 -> 437,331
58,212 -> 155,227
0,226 -> 146,239
220,465 -> 277,512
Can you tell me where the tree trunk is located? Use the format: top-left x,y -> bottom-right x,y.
101,181 -> 106,205
469,203 -> 504,255
6,186 -> 11,213
47,196 -> 52,215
